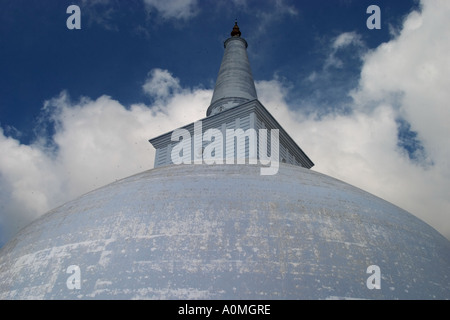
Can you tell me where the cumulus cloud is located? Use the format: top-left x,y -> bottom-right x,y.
258,0 -> 450,240
347,0 -> 450,238
257,79 -> 450,242
353,1 -> 450,159
0,70 -> 210,244
1,0 -> 449,247
142,68 -> 182,100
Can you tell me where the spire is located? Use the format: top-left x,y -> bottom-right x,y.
206,22 -> 258,116
230,20 -> 241,37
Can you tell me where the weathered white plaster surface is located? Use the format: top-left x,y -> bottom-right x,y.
0,164 -> 448,299
208,37 -> 257,116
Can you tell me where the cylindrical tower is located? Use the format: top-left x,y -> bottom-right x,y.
207,22 -> 258,116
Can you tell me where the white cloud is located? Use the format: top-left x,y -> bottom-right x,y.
0,70 -> 210,244
0,131 -> 58,225
353,1 -> 450,160
256,76 -> 450,241
257,0 -> 450,240
1,0 -> 449,247
332,31 -> 363,50
142,68 -> 182,100
143,0 -> 199,20
324,31 -> 364,69
346,0 -> 450,239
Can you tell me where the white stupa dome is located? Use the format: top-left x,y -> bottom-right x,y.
0,163 -> 448,299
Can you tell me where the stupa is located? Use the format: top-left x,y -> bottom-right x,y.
0,23 -> 448,300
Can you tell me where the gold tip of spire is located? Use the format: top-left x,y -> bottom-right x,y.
230,20 -> 241,37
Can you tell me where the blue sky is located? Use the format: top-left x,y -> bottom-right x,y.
2,0 -> 450,246
1,0 -> 417,142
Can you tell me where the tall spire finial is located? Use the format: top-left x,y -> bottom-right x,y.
207,20 -> 256,116
231,20 -> 241,37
